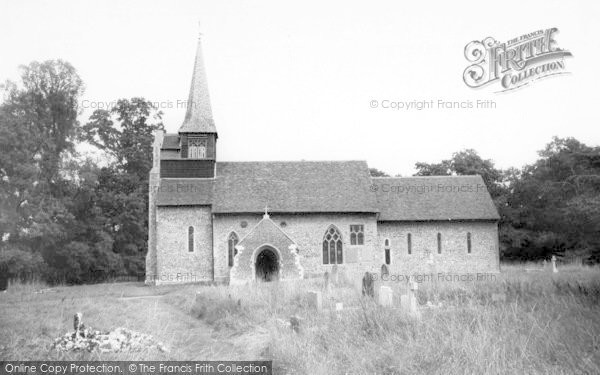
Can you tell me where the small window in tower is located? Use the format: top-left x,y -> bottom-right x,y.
407,233 -> 412,255
188,226 -> 194,252
350,225 -> 364,245
188,137 -> 207,159
467,232 -> 472,253
384,238 -> 391,265
437,233 -> 442,254
228,232 -> 239,267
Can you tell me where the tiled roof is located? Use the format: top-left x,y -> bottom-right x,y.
161,134 -> 180,150
155,162 -> 500,221
156,160 -> 378,213
213,161 -> 378,213
372,175 -> 500,221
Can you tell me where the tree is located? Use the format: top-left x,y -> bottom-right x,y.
81,98 -> 164,276
0,60 -> 84,257
369,168 -> 390,177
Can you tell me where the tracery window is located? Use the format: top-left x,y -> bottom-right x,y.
188,137 -> 207,159
323,226 -> 343,264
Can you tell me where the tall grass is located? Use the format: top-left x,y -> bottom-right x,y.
1,263 -> 599,373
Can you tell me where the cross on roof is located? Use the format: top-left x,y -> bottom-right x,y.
263,204 -> 270,219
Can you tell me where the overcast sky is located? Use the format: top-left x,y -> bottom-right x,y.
1,0 -> 598,176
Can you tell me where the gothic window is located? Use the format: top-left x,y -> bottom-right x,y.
384,238 -> 391,265
467,232 -> 472,253
228,232 -> 239,267
188,137 -> 207,159
188,226 -> 194,252
350,225 -> 364,245
437,233 -> 442,254
407,233 -> 412,254
323,226 -> 343,264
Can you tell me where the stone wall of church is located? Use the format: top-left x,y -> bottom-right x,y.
212,213 -> 380,283
155,206 -> 213,284
376,221 -> 500,277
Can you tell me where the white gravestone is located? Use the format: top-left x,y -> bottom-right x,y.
378,286 -> 393,307
307,291 -> 322,311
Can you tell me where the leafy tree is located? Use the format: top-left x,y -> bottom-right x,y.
81,98 -> 163,276
0,60 -> 83,262
369,167 -> 390,177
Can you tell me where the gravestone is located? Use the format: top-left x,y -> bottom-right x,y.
400,282 -> 420,317
289,315 -> 301,333
378,286 -> 393,307
323,271 -> 330,292
307,291 -> 323,311
335,302 -> 343,311
362,272 -> 374,298
491,292 -> 506,303
381,264 -> 389,278
73,312 -> 84,338
331,265 -> 339,285
0,264 -> 7,292
551,255 -> 558,273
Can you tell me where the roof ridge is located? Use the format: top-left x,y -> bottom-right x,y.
372,175 -> 483,179
216,160 -> 368,164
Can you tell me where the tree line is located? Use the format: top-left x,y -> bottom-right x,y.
0,60 -> 598,285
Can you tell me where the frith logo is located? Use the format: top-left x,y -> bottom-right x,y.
463,28 -> 573,92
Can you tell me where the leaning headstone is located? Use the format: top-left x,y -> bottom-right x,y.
307,291 -> 323,311
551,255 -> 558,273
362,272 -> 375,298
378,286 -> 393,307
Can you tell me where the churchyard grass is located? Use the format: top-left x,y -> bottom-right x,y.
1,263 -> 599,374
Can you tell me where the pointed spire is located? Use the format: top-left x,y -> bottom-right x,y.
178,26 -> 217,134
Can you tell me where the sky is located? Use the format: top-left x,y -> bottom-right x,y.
1,0 -> 598,176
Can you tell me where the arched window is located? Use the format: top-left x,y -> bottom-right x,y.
407,233 -> 412,255
228,232 -> 239,267
188,226 -> 194,252
323,226 -> 343,264
384,238 -> 391,265
467,232 -> 472,253
437,233 -> 442,254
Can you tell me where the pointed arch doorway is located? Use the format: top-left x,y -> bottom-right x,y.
255,246 -> 280,282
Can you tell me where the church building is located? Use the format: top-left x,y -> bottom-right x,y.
145,34 -> 500,285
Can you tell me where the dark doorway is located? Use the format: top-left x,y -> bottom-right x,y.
255,248 -> 279,282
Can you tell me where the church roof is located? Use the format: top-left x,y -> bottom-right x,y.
372,175 -> 500,221
178,35 -> 217,134
156,160 -> 379,213
161,134 -> 180,150
155,162 -> 500,221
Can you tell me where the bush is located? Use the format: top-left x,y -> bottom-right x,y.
0,246 -> 48,282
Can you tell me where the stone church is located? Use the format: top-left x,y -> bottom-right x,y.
145,35 -> 500,285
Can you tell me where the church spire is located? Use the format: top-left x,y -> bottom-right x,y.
178,26 -> 217,134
